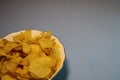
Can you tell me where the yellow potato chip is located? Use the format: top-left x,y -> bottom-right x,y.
30,44 -> 42,56
4,42 -> 17,53
22,42 -> 31,53
39,38 -> 52,48
13,30 -> 32,42
24,53 -> 40,64
49,44 -> 60,60
0,40 -> 4,48
44,31 -> 51,39
29,57 -> 55,78
23,30 -> 32,42
5,62 -> 17,73
0,49 -> 6,56
30,67 -> 51,79
10,53 -> 20,59
14,43 -> 22,50
13,32 -> 24,42
1,74 -> 16,80
10,57 -> 22,64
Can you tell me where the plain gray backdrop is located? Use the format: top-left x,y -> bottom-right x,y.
0,0 -> 120,80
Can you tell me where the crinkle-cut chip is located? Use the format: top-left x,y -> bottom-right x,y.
39,38 -> 54,49
3,42 -> 17,53
30,67 -> 51,79
1,74 -> 17,80
30,44 -> 42,56
22,42 -> 31,53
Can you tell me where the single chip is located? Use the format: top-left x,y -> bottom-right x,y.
13,32 -> 24,42
30,44 -> 42,56
1,74 -> 16,80
49,44 -> 60,60
0,40 -> 4,48
22,42 -> 31,53
23,30 -> 32,42
3,42 -> 17,53
30,67 -> 51,79
29,57 -> 55,79
44,31 -> 51,39
0,49 -> 6,57
5,62 -> 17,73
21,53 -> 39,65
39,38 -> 54,49
13,30 -> 32,42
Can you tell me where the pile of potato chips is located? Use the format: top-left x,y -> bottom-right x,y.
0,30 -> 61,80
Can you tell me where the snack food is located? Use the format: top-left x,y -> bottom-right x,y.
0,30 -> 65,80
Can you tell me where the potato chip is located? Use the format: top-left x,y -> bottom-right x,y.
49,44 -> 60,60
3,42 -> 17,53
1,74 -> 16,80
30,67 -> 51,79
0,49 -> 6,57
15,65 -> 30,79
23,30 -> 32,42
13,32 -> 24,42
14,43 -> 22,50
30,44 -> 42,56
29,57 -> 55,78
5,62 -> 17,73
13,30 -> 32,42
44,31 -> 51,39
10,53 -> 20,59
29,56 -> 54,69
0,40 -> 4,48
22,42 -> 31,53
10,57 -> 22,64
0,39 -> 10,46
39,38 -> 53,49
21,53 -> 39,65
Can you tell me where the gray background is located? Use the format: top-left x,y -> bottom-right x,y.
0,0 -> 120,80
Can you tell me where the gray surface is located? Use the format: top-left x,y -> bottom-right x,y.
1,0 -> 120,80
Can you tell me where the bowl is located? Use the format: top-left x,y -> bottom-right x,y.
0,30 -> 65,80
